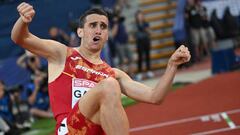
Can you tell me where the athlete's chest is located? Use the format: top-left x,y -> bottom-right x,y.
64,55 -> 115,108
66,55 -> 114,82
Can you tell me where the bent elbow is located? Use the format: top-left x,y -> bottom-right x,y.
11,33 -> 17,44
11,29 -> 26,45
11,32 -> 20,44
11,32 -> 27,46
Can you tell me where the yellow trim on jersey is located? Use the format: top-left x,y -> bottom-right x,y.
63,71 -> 75,78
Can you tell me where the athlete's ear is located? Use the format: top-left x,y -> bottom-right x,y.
77,28 -> 83,38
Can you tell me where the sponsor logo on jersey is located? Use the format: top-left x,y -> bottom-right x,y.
75,65 -> 109,78
73,79 -> 96,88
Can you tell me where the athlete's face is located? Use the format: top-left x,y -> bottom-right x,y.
78,14 -> 109,52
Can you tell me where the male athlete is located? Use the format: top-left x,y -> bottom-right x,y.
11,2 -> 191,135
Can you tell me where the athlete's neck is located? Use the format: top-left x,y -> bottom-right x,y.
78,46 -> 103,64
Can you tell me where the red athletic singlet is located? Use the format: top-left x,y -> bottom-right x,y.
49,48 -> 115,135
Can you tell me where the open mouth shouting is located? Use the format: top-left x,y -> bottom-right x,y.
93,36 -> 101,44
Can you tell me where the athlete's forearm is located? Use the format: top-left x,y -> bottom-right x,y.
11,18 -> 31,45
151,63 -> 177,104
151,45 -> 191,104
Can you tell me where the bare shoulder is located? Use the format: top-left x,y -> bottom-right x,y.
44,39 -> 68,64
43,39 -> 67,53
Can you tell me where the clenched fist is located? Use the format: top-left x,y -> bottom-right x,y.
17,2 -> 35,23
168,45 -> 191,67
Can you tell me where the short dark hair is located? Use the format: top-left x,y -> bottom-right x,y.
79,8 -> 109,28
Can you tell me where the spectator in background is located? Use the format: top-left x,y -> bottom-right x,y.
112,5 -> 133,74
0,81 -> 13,124
196,1 -> 210,57
222,7 -> 239,38
25,75 -> 52,118
134,10 -> 154,80
68,20 -> 80,47
201,6 -> 216,50
48,26 -> 70,45
0,116 -> 10,134
9,84 -> 32,130
210,9 -> 225,40
17,51 -> 47,80
0,80 -> 20,135
106,31 -> 117,66
104,7 -> 118,67
117,0 -> 130,9
185,0 -> 206,62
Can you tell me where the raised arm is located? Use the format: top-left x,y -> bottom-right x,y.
115,45 -> 191,104
11,2 -> 66,62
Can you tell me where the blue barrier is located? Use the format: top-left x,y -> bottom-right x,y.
211,39 -> 238,74
0,57 -> 31,87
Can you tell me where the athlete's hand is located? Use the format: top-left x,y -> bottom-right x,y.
17,2 -> 35,23
168,45 -> 191,67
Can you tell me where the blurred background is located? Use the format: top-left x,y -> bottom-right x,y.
0,0 -> 240,134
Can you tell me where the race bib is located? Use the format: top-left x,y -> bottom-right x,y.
72,78 -> 96,108
58,118 -> 68,135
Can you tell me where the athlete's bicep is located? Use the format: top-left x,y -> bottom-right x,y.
114,68 -> 154,103
20,33 -> 66,61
